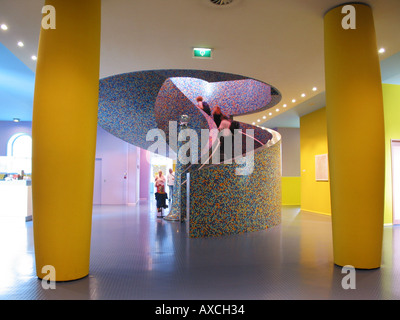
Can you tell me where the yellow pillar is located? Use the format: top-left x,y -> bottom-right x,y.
32,0 -> 101,281
324,3 -> 385,269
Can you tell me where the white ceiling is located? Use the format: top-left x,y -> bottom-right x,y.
1,0 -> 400,127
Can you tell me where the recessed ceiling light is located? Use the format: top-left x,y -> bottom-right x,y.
252,122 -> 255,125
283,104 -> 287,108
269,112 -> 272,116
13,118 -> 20,122
312,87 -> 317,91
292,99 -> 296,103
263,116 -> 266,119
17,41 -> 24,47
31,55 -> 37,61
301,93 -> 306,97
276,108 -> 279,112
1,24 -> 8,30
378,48 -> 385,54
257,119 -> 260,122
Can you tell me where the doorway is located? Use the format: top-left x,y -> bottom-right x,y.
93,158 -> 102,205
150,153 -> 173,195
391,140 -> 400,225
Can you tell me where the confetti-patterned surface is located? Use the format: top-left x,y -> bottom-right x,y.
188,141 -> 282,238
98,69 -> 281,152
170,77 -> 273,116
98,69 -> 282,237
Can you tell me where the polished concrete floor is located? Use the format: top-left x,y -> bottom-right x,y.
1,201 -> 400,300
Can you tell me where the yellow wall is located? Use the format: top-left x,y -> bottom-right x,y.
281,177 -> 301,205
300,107 -> 331,215
383,83 -> 400,225
299,84 -> 400,223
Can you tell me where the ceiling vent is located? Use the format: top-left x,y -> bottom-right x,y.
201,0 -> 240,9
210,0 -> 234,6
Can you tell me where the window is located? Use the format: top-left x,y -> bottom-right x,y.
7,133 -> 32,158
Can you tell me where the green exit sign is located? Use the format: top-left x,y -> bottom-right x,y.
193,48 -> 212,59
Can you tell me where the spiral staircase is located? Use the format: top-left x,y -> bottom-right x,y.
98,69 -> 282,238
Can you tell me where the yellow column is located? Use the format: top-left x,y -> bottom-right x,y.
32,0 -> 101,281
324,3 -> 385,269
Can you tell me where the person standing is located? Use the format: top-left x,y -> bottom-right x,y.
218,114 -> 232,161
167,168 -> 175,203
218,114 -> 232,133
155,170 -> 167,216
212,106 -> 223,128
196,96 -> 211,116
155,170 -> 166,190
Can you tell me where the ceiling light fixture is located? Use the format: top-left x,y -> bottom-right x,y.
378,48 -> 385,54
1,24 -> 8,30
283,104 -> 287,108
269,112 -> 272,116
312,87 -> 317,91
257,119 -> 260,122
13,118 -> 20,122
276,108 -> 279,112
263,116 -> 266,119
301,93 -> 306,97
292,99 -> 296,103
31,55 -> 37,61
252,122 -> 255,125
18,41 -> 24,47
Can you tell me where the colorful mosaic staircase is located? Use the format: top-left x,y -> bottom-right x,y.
98,69 -> 282,237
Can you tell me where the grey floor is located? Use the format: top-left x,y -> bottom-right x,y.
1,201 -> 400,300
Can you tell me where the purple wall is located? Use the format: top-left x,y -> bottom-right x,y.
96,126 -> 128,204
140,148 -> 151,200
95,126 -> 143,205
127,143 -> 140,204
